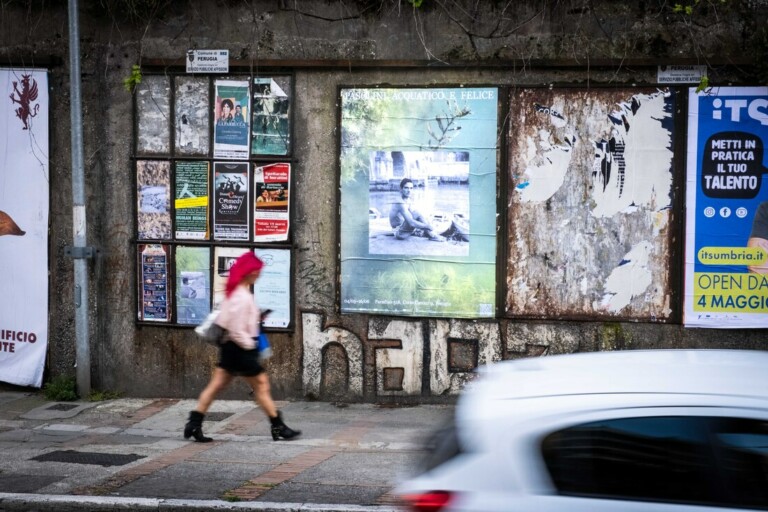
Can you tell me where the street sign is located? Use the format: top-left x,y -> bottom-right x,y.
186,50 -> 229,73
657,65 -> 707,84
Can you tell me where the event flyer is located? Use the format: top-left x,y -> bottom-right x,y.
213,79 -> 250,160
139,244 -> 170,322
175,246 -> 210,325
254,162 -> 290,242
213,162 -> 250,241
684,86 -> 768,328
254,248 -> 291,328
175,161 -> 209,239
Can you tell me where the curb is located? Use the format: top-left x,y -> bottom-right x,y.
0,493 -> 403,512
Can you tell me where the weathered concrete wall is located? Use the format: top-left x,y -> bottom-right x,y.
1,0 -> 767,401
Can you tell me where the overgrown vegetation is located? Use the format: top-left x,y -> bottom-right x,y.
42,375 -> 78,401
88,389 -> 122,401
123,64 -> 142,93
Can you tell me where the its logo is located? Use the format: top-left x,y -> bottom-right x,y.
9,74 -> 40,130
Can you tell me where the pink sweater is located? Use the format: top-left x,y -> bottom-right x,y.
216,286 -> 260,350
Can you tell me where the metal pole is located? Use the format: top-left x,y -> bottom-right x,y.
68,0 -> 91,396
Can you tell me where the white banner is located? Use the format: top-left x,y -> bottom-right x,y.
0,68 -> 49,386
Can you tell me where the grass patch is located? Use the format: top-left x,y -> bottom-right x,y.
88,390 -> 122,402
42,375 -> 79,401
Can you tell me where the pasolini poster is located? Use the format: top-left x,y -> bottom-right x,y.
0,68 -> 49,387
339,87 -> 498,318
506,88 -> 676,321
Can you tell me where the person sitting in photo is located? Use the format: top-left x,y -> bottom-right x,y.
388,178 -> 444,242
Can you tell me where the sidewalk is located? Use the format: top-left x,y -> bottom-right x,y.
0,391 -> 453,511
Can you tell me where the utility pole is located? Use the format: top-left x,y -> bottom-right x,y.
66,0 -> 94,396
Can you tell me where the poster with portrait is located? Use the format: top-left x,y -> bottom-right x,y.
213,246 -> 251,306
0,68 -> 49,387
254,162 -> 290,242
213,79 -> 250,160
213,162 -> 250,241
175,246 -> 210,325
254,248 -> 291,328
251,76 -> 291,156
339,87 -> 498,318
684,87 -> 768,328
175,161 -> 209,239
137,160 -> 171,240
138,244 -> 170,322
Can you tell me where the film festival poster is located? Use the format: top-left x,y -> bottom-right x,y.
175,161 -> 210,240
213,162 -> 250,242
138,244 -> 171,322
175,245 -> 211,325
213,78 -> 250,160
339,87 -> 499,319
254,162 -> 290,242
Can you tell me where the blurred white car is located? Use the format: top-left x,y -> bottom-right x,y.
397,350 -> 768,512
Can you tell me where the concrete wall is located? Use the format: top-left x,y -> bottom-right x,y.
1,0 -> 767,401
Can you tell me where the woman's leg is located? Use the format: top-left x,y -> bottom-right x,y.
245,372 -> 301,440
244,372 -> 277,418
185,368 -> 233,443
196,368 -> 233,413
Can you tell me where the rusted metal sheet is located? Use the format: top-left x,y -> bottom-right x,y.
506,88 -> 676,321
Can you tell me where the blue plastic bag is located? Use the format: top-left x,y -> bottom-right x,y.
257,332 -> 272,361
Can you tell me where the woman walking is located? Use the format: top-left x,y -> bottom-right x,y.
184,251 -> 300,442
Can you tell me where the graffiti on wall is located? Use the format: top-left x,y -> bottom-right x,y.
302,312 -> 506,398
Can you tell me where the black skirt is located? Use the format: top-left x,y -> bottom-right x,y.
217,340 -> 264,376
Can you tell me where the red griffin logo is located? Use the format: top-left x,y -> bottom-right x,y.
9,74 -> 40,130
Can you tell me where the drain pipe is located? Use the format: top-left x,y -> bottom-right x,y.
66,0 -> 93,396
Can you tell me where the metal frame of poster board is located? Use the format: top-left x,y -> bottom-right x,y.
338,86 -> 501,319
131,71 -> 296,331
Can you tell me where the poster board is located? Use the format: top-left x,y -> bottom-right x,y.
339,87 -> 499,318
0,68 -> 49,387
684,87 -> 768,328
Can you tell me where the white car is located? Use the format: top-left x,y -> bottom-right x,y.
397,350 -> 768,512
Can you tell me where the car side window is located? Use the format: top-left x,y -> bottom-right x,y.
711,418 -> 768,509
542,416 -> 722,506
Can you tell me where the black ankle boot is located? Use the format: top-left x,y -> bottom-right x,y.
184,410 -> 213,443
270,411 -> 301,441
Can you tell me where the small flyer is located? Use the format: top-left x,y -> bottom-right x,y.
213,162 -> 250,241
139,244 -> 170,322
254,248 -> 291,328
213,79 -> 250,160
175,161 -> 209,239
254,162 -> 290,242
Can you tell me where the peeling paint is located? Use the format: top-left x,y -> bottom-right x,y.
591,91 -> 673,218
596,241 -> 653,312
429,320 -> 502,395
368,319 -> 423,396
507,88 -> 675,320
302,313 -> 363,398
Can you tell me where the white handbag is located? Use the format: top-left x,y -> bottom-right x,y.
194,308 -> 224,345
